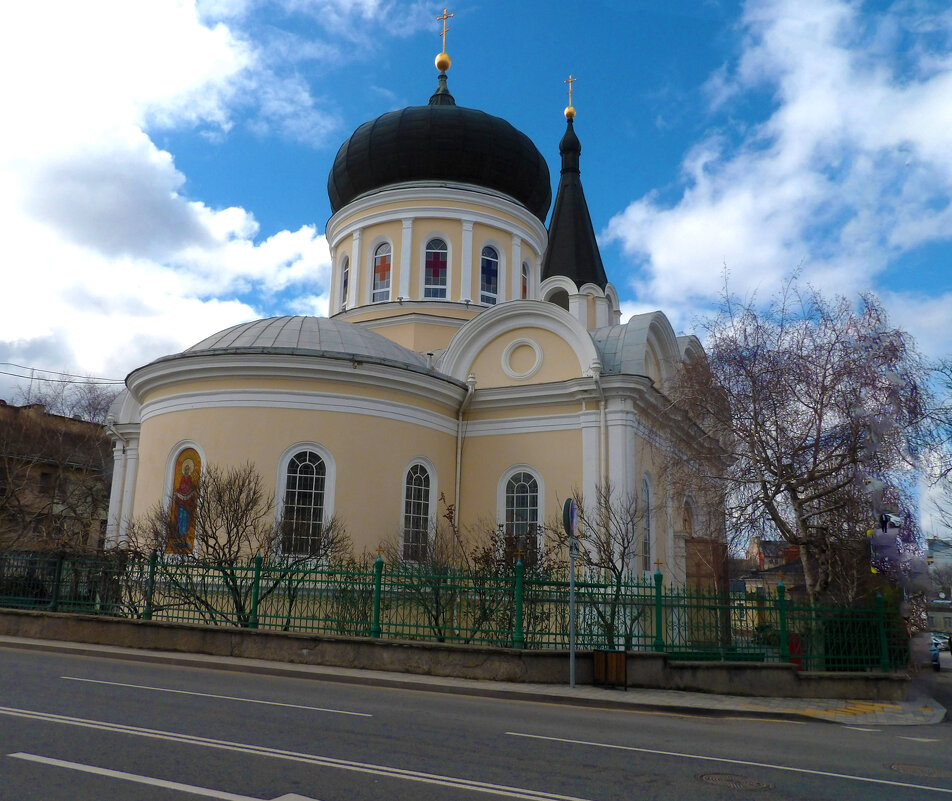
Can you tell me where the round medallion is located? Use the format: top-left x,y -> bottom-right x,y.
501,337 -> 543,380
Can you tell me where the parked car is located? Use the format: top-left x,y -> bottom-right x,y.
931,634 -> 950,651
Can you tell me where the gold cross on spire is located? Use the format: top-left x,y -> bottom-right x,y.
564,74 -> 577,106
437,8 -> 454,53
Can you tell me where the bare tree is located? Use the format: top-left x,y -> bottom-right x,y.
670,278 -> 927,602
127,462 -> 351,627
0,401 -> 112,552
14,376 -> 121,424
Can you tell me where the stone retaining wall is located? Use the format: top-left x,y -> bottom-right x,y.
0,609 -> 909,700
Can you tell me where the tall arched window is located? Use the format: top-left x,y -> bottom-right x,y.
282,451 -> 326,555
403,464 -> 431,561
642,477 -> 651,572
339,255 -> 349,311
372,243 -> 391,303
505,471 -> 539,564
521,261 -> 530,299
424,238 -> 448,299
480,246 -> 498,305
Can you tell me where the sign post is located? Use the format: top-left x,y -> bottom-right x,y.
563,498 -> 579,688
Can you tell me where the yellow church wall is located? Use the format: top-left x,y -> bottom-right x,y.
132,406 -> 457,554
139,376 -> 456,417
467,328 -> 585,388
457,429 -> 583,535
365,321 -> 464,353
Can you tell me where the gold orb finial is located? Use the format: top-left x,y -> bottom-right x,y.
436,8 -> 453,72
563,74 -> 577,119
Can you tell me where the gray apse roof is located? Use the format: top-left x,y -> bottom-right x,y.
175,315 -> 430,371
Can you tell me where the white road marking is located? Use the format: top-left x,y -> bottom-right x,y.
899,737 -> 941,743
61,676 -> 371,717
506,731 -> 952,795
844,727 -> 881,732
0,706 -> 590,801
9,753 -> 315,801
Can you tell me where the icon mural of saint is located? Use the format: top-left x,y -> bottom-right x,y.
168,448 -> 201,553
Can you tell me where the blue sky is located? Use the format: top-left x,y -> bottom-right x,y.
1,0 -> 951,401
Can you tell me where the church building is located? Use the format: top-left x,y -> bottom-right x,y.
105,44 -> 717,582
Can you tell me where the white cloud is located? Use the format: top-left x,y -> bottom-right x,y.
0,0 -> 349,396
605,0 -> 952,356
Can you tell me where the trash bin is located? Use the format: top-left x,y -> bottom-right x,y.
593,649 -> 627,688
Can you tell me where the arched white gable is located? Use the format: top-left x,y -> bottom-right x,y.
438,300 -> 600,381
616,311 -> 682,387
539,275 -> 579,301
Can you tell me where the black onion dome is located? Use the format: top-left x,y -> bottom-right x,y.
327,76 -> 551,222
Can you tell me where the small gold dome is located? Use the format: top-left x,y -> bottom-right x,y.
564,105 -> 576,120
435,52 -> 451,72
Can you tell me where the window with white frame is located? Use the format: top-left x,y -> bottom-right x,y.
423,238 -> 448,299
521,261 -> 530,299
505,471 -> 539,565
402,464 -> 431,561
642,477 -> 651,572
372,243 -> 392,303
480,246 -> 498,305
282,451 -> 326,555
340,255 -> 349,310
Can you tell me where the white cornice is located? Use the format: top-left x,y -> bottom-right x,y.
326,183 -> 548,250
334,303 -> 478,327
140,389 -> 459,436
128,353 -> 466,410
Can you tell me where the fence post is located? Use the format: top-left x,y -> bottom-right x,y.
249,553 -> 262,629
371,555 -> 383,638
49,552 -> 65,613
513,559 -> 525,649
777,581 -> 790,662
876,593 -> 890,672
143,551 -> 157,621
653,569 -> 664,651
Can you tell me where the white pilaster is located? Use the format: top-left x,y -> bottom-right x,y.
118,438 -> 139,545
594,296 -> 611,328
349,228 -> 362,309
105,441 -> 126,547
460,220 -> 474,302
399,217 -> 413,299
510,235 -> 522,301
580,409 -> 600,508
569,293 -> 587,328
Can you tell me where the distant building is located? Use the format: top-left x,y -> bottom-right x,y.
0,401 -> 112,551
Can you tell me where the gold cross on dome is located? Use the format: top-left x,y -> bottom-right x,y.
564,74 -> 577,105
437,8 -> 454,53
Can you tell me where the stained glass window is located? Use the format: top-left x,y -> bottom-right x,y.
505,471 -> 538,565
403,464 -> 430,561
521,261 -> 530,299
480,246 -> 498,305
340,256 -> 349,310
282,451 -> 326,556
424,239 -> 448,299
372,243 -> 391,303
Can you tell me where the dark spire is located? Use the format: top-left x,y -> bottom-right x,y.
541,117 -> 608,290
429,71 -> 456,106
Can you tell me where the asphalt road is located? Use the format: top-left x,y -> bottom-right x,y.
1,646 -> 951,801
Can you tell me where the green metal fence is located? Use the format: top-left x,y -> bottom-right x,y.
0,551 -> 908,672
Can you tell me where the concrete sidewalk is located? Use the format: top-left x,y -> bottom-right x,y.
1,634 -> 946,726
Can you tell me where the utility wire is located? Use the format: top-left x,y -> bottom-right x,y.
0,363 -> 124,384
